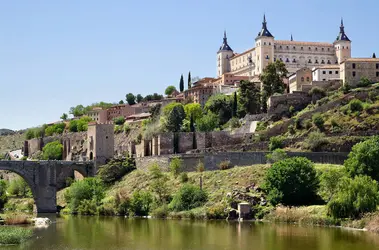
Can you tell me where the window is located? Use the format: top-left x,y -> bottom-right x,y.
352,71 -> 356,77
377,72 -> 379,77
315,48 -> 318,51
274,58 -> 277,62
335,71 -> 338,74
328,48 -> 330,51
264,42 -> 266,45
274,45 -> 276,49
308,59 -> 312,63
301,47 -> 303,50
315,60 -> 319,64
321,60 -> 325,64
329,71 -> 332,74
286,46 -> 289,50
327,60 -> 331,64
322,48 -> 324,51
301,77 -> 304,82
286,58 -> 289,62
266,55 -> 269,59
376,64 -> 379,69
309,47 -> 311,50
352,63 -> 356,69
292,58 -> 296,63
280,45 -> 282,49
306,77 -> 310,82
323,71 -> 326,74
269,42 -> 271,45
293,46 -> 296,50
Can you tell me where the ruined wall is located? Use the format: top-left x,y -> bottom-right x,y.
268,91 -> 312,115
158,133 -> 174,155
178,132 -> 195,153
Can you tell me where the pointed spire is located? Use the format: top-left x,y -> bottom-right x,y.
341,18 -> 344,27
218,30 -> 233,52
256,14 -> 273,39
373,53 -> 377,58
224,30 -> 227,40
335,18 -> 350,42
291,34 -> 293,41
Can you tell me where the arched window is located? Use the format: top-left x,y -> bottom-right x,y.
301,77 -> 304,82
286,58 -> 289,62
321,60 -> 325,64
292,58 -> 296,63
308,59 -> 312,63
306,77 -> 310,82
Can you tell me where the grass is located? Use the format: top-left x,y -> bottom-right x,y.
3,213 -> 31,225
0,133 -> 25,156
0,226 -> 33,245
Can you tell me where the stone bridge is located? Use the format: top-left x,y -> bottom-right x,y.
0,160 -> 95,213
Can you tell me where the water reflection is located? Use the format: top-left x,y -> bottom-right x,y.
2,216 -> 379,250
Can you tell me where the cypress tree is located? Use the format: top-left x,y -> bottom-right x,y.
232,92 -> 238,117
180,74 -> 184,92
188,71 -> 192,89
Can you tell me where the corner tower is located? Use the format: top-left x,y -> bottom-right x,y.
217,31 -> 234,77
255,15 -> 275,75
334,18 -> 351,64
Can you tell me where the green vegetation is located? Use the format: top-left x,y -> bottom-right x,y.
268,136 -> 284,151
196,112 -> 219,132
238,80 -> 261,116
218,160 -> 233,170
126,93 -> 136,105
42,141 -> 63,160
169,157 -> 183,177
0,179 -> 8,209
179,74 -> 184,92
165,85 -> 177,96
113,116 -> 125,125
266,149 -> 288,164
44,123 -> 66,136
0,227 -> 33,245
204,94 -> 232,125
7,177 -> 32,198
68,116 -> 92,132
97,156 -> 136,185
130,190 -> 153,216
318,166 -> 347,202
169,184 -> 207,211
264,157 -> 319,206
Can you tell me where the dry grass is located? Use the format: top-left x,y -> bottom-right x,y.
3,213 -> 31,225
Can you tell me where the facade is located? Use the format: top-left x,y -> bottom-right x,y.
184,84 -> 215,107
87,123 -> 114,164
289,68 -> 313,93
340,58 -> 379,86
106,104 -> 142,121
87,107 -> 107,123
312,65 -> 340,81
217,16 -> 351,77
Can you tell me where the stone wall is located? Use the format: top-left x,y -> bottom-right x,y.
301,80 -> 342,93
178,132 -> 195,153
158,133 -> 174,155
135,151 -> 348,172
268,91 -> 312,115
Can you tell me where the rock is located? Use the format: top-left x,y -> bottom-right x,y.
32,218 -> 51,228
227,209 -> 238,220
226,192 -> 232,198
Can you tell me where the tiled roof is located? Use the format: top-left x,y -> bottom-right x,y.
275,40 -> 334,47
230,48 -> 254,59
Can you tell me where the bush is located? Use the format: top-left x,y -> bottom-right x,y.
64,178 -> 105,214
180,173 -> 189,183
77,199 -> 98,215
130,190 -> 153,216
218,160 -> 233,170
349,99 -> 364,113
197,161 -> 205,172
123,123 -> 131,134
113,116 -> 125,125
42,141 -> 63,160
328,176 -> 379,219
268,136 -> 284,151
357,77 -> 372,87
115,190 -> 131,216
304,131 -> 327,151
345,136 -> 379,181
304,119 -> 312,130
206,203 -> 228,219
309,87 -> 326,98
7,177 -> 32,198
263,157 -> 319,206
169,184 -> 207,211
151,205 -> 169,218
266,149 -> 288,164
170,157 -> 182,177
312,113 -> 324,130
318,167 -> 347,202
97,156 -> 136,185
0,227 -> 33,245
0,180 -> 8,209
196,112 -> 219,132
149,163 -> 170,204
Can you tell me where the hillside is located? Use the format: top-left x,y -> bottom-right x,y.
0,133 -> 25,155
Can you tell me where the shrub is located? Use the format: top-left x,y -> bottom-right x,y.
115,190 -> 131,216
151,205 -> 169,219
0,180 -> 8,209
123,123 -> 131,134
294,118 -> 302,130
42,141 -> 63,160
197,161 -> 205,172
64,178 -> 105,214
7,177 -> 32,198
77,199 -> 98,215
0,227 -> 33,244
357,77 -> 372,87
328,176 -> 379,219
288,124 -> 295,135
289,105 -> 295,115
206,203 -> 228,219
318,167 -> 347,202
218,160 -> 233,170
170,157 -> 182,177
180,173 -> 189,183
196,112 -> 219,132
304,131 -> 327,151
268,136 -> 284,151
66,177 -> 74,187
349,99 -> 364,113
169,184 -> 207,211
149,164 -> 170,204
345,136 -> 379,181
130,190 -> 153,216
312,113 -> 324,130
304,119 -> 312,130
97,156 -> 136,185
263,157 -> 319,206
266,149 -> 288,164
309,87 -> 326,98
113,116 -> 125,125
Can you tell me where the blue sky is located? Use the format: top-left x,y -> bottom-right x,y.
0,0 -> 377,130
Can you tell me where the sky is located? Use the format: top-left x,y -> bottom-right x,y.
0,0 -> 378,130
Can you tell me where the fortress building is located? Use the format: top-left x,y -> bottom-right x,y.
217,15 -> 351,77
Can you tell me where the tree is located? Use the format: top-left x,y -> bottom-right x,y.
184,103 -> 203,121
169,184 -> 207,211
345,136 -> 379,181
165,86 -> 177,96
60,113 -> 68,121
260,60 -> 288,112
179,74 -> 184,92
232,92 -> 238,117
69,105 -> 86,117
42,141 -> 63,160
188,71 -> 192,89
264,157 -> 319,206
204,94 -> 232,125
136,94 -> 143,103
113,116 -> 125,125
373,53 -> 376,58
238,80 -> 261,116
0,180 -> 8,209
126,93 -> 136,105
328,176 -> 379,219
165,104 -> 186,132
196,112 -> 219,132
119,100 -> 124,104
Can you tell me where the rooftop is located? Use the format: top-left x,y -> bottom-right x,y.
343,58 -> 379,62
275,40 -> 334,47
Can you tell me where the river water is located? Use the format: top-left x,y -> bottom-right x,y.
4,216 -> 379,250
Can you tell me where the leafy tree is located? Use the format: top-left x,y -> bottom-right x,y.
204,94 -> 232,125
97,156 -> 136,185
130,190 -> 153,216
357,77 -> 372,87
136,94 -> 143,103
0,180 -> 8,209
196,112 -> 219,132
179,74 -> 184,92
165,104 -> 186,132
268,136 -> 284,151
318,166 -> 347,202
264,157 -> 319,206
25,129 -> 35,140
42,141 -> 63,160
232,92 -> 237,117
169,184 -> 207,211
238,80 -> 261,116
260,60 -> 288,112
69,105 -> 86,117
126,93 -> 136,105
188,71 -> 192,89
165,85 -> 177,96
113,116 -> 125,125
345,136 -> 379,181
184,103 -> 203,121
328,176 -> 379,219
119,100 -> 124,104
170,157 -> 183,177
266,148 -> 288,164
149,163 -> 170,204
60,113 -> 68,120
7,176 -> 32,198
150,104 -> 162,121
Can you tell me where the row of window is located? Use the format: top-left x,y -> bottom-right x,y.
322,71 -> 339,75
352,72 -> 379,77
352,63 -> 379,69
274,45 -> 335,52
274,57 -> 336,64
300,77 -> 311,82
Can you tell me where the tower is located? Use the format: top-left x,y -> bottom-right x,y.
217,31 -> 234,77
334,18 -> 351,64
255,14 -> 275,75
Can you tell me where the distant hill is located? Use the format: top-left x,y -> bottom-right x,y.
0,129 -> 15,136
